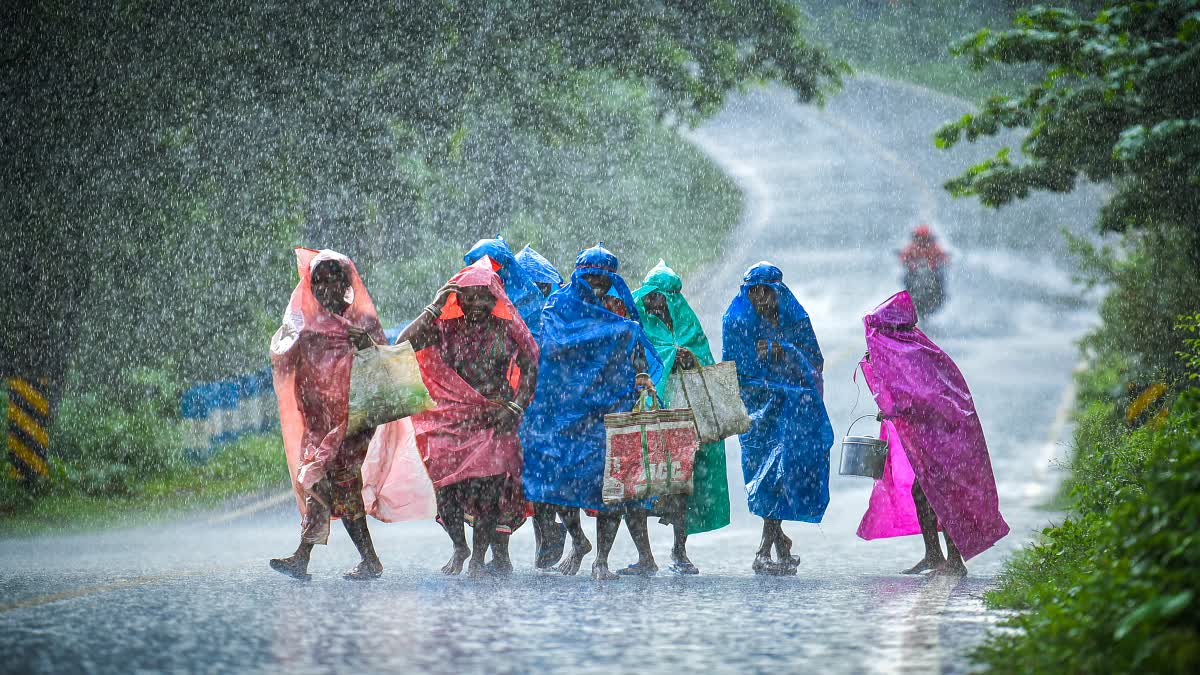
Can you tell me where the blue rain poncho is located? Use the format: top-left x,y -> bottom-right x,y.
521,244 -> 664,511
722,262 -> 832,523
465,237 -> 544,338
515,245 -> 564,288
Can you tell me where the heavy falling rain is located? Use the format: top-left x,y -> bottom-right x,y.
2,1 -> 1198,673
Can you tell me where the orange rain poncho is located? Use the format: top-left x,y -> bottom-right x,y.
270,248 -> 387,515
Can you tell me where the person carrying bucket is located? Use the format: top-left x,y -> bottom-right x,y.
723,262 -> 833,576
630,259 -> 732,575
858,290 -> 1009,576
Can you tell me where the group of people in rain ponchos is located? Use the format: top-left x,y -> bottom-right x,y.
268,239 -> 1008,581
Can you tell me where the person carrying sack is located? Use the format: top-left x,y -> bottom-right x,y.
629,259 -> 731,575
520,243 -> 665,580
268,248 -> 390,581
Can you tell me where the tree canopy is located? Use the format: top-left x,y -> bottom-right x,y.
935,0 -> 1200,237
2,1 -> 844,387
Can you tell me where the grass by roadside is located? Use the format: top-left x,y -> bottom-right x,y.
0,434 -> 287,537
972,349 -> 1200,672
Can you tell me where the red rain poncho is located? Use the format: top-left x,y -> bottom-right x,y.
270,248 -> 387,514
411,258 -> 538,520
858,291 -> 1008,560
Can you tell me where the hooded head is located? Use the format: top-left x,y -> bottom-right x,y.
567,242 -> 641,322
437,256 -> 516,324
272,248 -> 384,357
864,290 -> 918,331
515,244 -> 564,290
463,235 -> 543,336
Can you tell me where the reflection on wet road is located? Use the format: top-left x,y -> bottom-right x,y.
0,77 -> 1102,674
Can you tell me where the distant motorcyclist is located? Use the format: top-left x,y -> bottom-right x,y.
899,224 -> 948,317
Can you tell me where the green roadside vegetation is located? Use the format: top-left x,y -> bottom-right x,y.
930,2 -> 1200,671
1,2 -> 840,535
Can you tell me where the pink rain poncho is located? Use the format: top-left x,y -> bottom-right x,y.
270,248 -> 387,515
411,257 -> 539,525
360,418 -> 437,522
857,291 -> 1008,560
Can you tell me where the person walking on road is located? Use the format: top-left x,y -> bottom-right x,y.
396,257 -> 539,578
723,262 -> 833,576
631,259 -> 731,575
858,290 -> 1009,576
269,249 -> 389,581
520,243 -> 664,580
513,244 -> 586,571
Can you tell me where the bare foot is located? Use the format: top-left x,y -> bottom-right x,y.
483,559 -> 513,577
557,538 -> 593,576
591,562 -> 619,581
752,553 -> 775,576
343,559 -> 383,581
442,546 -> 470,575
615,561 -> 659,576
930,559 -> 967,577
901,555 -> 945,575
669,554 -> 699,575
466,559 -> 489,578
269,555 -> 311,581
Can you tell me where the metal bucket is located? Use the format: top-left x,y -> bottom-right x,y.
839,414 -> 888,479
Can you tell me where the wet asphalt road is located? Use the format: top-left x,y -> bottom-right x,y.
0,77 -> 1104,674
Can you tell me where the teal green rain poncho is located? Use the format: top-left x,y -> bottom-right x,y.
632,260 -> 731,534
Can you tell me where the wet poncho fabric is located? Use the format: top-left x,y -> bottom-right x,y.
632,260 -> 730,534
270,248 -> 388,515
722,262 -> 832,523
854,356 -> 922,539
410,257 -> 539,525
860,291 -> 1008,559
515,244 -> 564,287
521,244 -> 663,511
465,237 -> 544,338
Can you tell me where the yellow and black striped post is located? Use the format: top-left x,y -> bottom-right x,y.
6,376 -> 51,480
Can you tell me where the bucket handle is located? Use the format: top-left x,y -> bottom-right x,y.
844,413 -> 881,438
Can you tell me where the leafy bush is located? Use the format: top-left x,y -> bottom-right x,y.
976,386 -> 1200,673
51,368 -> 185,496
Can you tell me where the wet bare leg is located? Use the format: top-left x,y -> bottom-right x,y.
488,533 -> 514,576
342,517 -> 383,580
468,515 -> 497,578
436,487 -> 470,575
616,511 -> 658,575
903,480 -> 946,574
557,508 -> 593,575
931,533 -> 967,577
270,542 -> 314,580
533,503 -> 567,569
592,513 -> 621,580
774,523 -> 798,568
753,520 -> 777,573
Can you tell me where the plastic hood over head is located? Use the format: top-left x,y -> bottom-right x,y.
515,244 -> 564,287
464,236 -> 543,337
